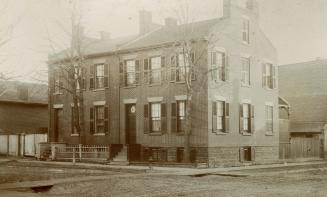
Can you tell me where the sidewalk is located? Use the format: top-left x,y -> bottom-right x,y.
1,157 -> 327,176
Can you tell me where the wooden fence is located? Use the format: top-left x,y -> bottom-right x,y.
55,144 -> 110,162
0,134 -> 47,157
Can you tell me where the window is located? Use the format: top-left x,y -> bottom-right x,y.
176,53 -> 190,82
95,106 -> 105,134
150,103 -> 161,132
54,70 -> 63,94
242,18 -> 250,44
95,64 -> 105,89
265,105 -> 273,134
126,60 -> 136,85
210,51 -> 227,81
177,100 -> 186,133
243,103 -> 250,132
241,57 -> 250,86
240,103 -> 254,134
240,146 -> 255,162
262,63 -> 276,89
150,57 -> 161,84
212,100 -> 229,133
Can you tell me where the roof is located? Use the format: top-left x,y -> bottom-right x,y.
49,18 -> 224,62
120,18 -> 223,51
290,121 -> 325,134
280,58 -> 327,68
278,96 -> 290,107
0,80 -> 48,105
49,34 -> 139,61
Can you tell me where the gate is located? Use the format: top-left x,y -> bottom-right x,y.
290,134 -> 320,159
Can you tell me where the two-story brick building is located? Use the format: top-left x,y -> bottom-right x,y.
48,0 -> 279,166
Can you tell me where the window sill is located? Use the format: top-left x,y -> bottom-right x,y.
71,134 -> 80,137
241,84 -> 251,88
122,85 -> 137,89
263,87 -> 275,91
265,132 -> 274,136
216,131 -> 228,135
93,133 -> 106,136
148,83 -> 162,87
149,132 -> 163,136
241,132 -> 252,136
242,41 -> 250,46
53,93 -> 63,95
214,79 -> 228,83
92,88 -> 106,92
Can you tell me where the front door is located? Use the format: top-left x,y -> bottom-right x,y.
53,109 -> 63,142
125,104 -> 136,144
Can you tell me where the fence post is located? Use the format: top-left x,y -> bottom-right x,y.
79,144 -> 82,161
73,148 -> 76,165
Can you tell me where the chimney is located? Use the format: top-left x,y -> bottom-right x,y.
165,17 -> 177,28
100,31 -> 111,40
222,0 -> 231,18
139,10 -> 153,35
246,0 -> 259,18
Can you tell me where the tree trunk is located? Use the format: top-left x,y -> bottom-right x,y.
183,92 -> 192,163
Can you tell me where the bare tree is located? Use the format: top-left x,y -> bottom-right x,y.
47,0 -> 89,144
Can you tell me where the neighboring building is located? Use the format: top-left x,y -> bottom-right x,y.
279,59 -> 327,159
48,0 -> 279,166
0,80 -> 48,135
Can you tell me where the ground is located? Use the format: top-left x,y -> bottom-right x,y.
0,160 -> 327,196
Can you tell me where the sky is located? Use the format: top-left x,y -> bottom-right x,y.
0,0 -> 326,82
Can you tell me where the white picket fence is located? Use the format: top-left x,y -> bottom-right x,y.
55,144 -> 109,162
0,134 -> 47,157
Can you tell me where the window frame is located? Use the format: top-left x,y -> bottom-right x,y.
265,105 -> 274,135
149,56 -> 162,84
242,18 -> 250,44
125,59 -> 137,86
177,100 -> 186,133
241,56 -> 251,86
242,103 -> 251,133
150,102 -> 161,133
210,51 -> 226,82
95,64 -> 105,89
95,105 -> 105,134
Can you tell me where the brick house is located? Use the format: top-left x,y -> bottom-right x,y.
48,0 -> 279,166
279,59 -> 327,159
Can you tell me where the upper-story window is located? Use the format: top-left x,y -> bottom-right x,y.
262,63 -> 276,89
265,105 -> 274,135
210,51 -> 228,81
176,53 -> 190,82
126,60 -> 136,85
242,18 -> 250,44
241,57 -> 251,86
54,69 -> 63,94
90,64 -> 109,90
150,102 -> 161,132
95,64 -> 104,89
212,100 -> 230,133
149,57 -> 161,84
177,100 -> 186,133
239,102 -> 254,134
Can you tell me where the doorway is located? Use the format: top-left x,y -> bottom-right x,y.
125,104 -> 136,144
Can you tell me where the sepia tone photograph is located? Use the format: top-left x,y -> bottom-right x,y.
0,0 -> 326,196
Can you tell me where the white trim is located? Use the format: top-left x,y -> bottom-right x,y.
123,54 -> 137,60
70,134 -> 79,137
93,133 -> 106,136
263,59 -> 273,64
214,95 -> 226,101
265,102 -> 274,106
213,46 -> 226,53
241,53 -> 251,58
93,58 -> 106,64
174,95 -> 187,101
93,101 -> 106,106
241,99 -> 251,104
123,99 -> 137,104
147,97 -> 163,103
53,104 -> 63,109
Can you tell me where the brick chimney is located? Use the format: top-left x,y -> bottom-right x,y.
139,10 -> 153,35
165,17 -> 177,28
